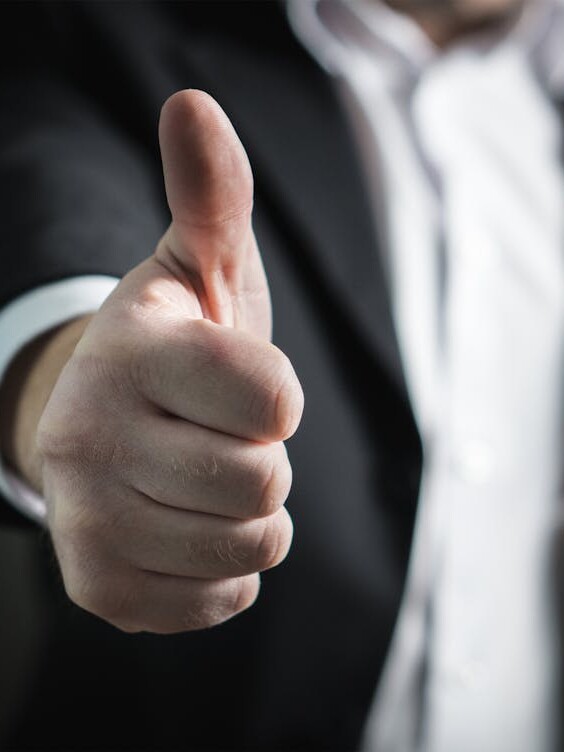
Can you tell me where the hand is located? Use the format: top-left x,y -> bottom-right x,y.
33,90 -> 303,634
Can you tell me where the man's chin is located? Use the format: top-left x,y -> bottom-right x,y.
384,0 -> 523,22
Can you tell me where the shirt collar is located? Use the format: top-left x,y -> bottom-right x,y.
287,0 -> 564,97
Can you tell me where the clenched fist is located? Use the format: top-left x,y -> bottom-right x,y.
20,91 -> 303,633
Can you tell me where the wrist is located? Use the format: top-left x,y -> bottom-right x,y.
0,314 -> 92,493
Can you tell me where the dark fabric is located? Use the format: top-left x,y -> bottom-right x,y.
0,2 -> 423,749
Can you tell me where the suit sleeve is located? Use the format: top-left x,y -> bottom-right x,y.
0,3 -> 168,309
0,3 -> 169,525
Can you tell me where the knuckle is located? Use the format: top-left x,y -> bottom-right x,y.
75,435 -> 134,479
255,444 -> 293,518
248,382 -> 279,439
184,532 -> 248,574
250,350 -> 303,440
252,442 -> 292,518
211,535 -> 248,569
180,576 -> 259,631
272,354 -> 304,440
118,270 -> 182,323
183,453 -> 222,489
254,512 -> 292,571
179,605 -> 213,632
179,590 -> 229,631
230,574 -> 260,615
252,451 -> 278,518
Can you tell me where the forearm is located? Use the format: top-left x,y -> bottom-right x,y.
0,315 -> 92,494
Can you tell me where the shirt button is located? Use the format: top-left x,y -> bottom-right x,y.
453,440 -> 495,484
454,659 -> 487,689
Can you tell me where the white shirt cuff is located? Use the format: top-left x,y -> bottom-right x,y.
0,275 -> 120,524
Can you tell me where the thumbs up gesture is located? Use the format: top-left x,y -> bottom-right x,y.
36,91 -> 304,633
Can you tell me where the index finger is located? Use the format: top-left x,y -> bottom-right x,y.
128,316 -> 303,443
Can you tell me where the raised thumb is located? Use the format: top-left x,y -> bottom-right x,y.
157,89 -> 269,336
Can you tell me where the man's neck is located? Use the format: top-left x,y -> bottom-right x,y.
384,0 -> 525,47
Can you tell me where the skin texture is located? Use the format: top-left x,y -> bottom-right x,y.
0,0 -> 525,633
0,315 -> 92,493
1,91 -> 303,634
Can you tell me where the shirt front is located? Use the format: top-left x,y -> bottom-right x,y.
288,1 -> 564,750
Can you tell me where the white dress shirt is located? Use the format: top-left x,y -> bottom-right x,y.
288,1 -> 564,750
1,1 -> 564,750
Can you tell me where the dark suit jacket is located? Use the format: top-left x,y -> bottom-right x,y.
0,2 -> 428,749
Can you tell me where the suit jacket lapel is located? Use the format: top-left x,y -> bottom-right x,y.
182,9 -> 409,394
